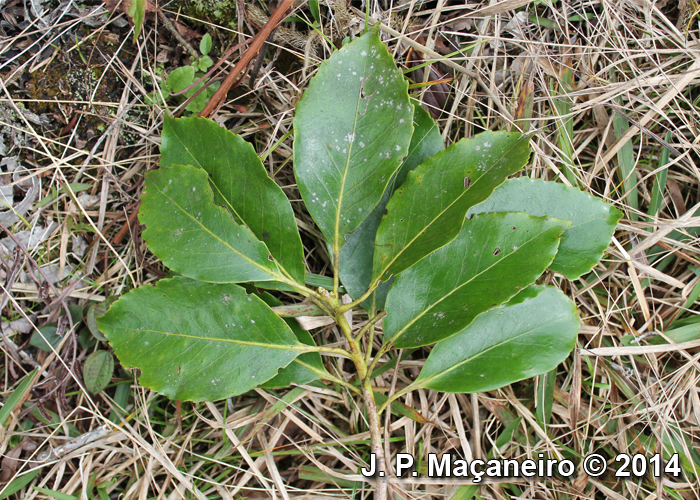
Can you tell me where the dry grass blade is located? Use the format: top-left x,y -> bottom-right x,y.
0,1 -> 698,499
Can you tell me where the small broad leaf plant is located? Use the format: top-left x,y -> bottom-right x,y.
99,29 -> 621,496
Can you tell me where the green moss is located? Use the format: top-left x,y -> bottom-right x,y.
25,56 -> 122,141
119,109 -> 148,146
174,0 -> 237,29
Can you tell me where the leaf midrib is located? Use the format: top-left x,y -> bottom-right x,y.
124,328 -> 308,351
171,128 -> 250,225
389,222 -> 563,344
333,59 -> 367,256
376,137 -> 524,281
416,313 -> 571,388
152,180 -> 281,280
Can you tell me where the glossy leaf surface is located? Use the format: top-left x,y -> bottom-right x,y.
415,286 -> 579,393
161,116 -> 305,283
469,178 -> 622,279
140,164 -> 281,283
395,104 -> 446,185
385,212 -> 570,348
294,30 -> 413,252
339,105 -> 444,305
97,277 -> 305,402
373,131 -> 531,282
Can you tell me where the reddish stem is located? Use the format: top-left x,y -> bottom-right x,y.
198,0 -> 295,118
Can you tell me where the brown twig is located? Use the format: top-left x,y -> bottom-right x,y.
132,221 -> 167,278
157,9 -> 199,59
248,32 -> 275,90
82,200 -> 140,254
198,0 -> 295,118
169,38 -> 251,97
113,201 -> 141,245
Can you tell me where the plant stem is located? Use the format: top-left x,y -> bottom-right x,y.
336,309 -> 388,500
333,249 -> 341,302
336,313 -> 363,368
294,360 -> 362,396
199,0 -> 295,117
365,323 -> 376,367
364,295 -> 378,366
362,379 -> 388,500
271,272 -> 329,305
366,343 -> 392,381
271,303 -> 327,317
353,311 -> 386,342
337,279 -> 380,313
307,345 -> 352,357
377,384 -> 415,415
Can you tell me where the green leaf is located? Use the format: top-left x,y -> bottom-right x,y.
394,104 -> 446,186
373,131 -> 531,282
83,351 -> 114,394
78,327 -> 97,349
293,30 -> 413,255
385,212 -> 570,348
139,164 -> 282,283
259,332 -> 322,388
36,183 -> 92,208
612,104 -> 638,220
372,391 -> 430,423
339,104 -> 444,305
184,81 -> 220,114
662,423 -> 700,476
97,277 -> 306,402
0,369 -> 38,427
647,322 -> 700,345
166,66 -> 195,94
197,55 -> 213,71
161,116 -> 305,284
86,298 -> 117,342
257,293 -> 328,388
110,382 -> 130,424
298,466 -> 359,489
309,0 -> 320,23
200,33 -> 212,56
0,468 -> 41,499
126,0 -> 146,43
304,272 -> 338,291
449,485 -> 479,500
33,486 -> 79,500
493,416 -> 522,451
648,130 -> 672,219
414,286 -> 580,393
68,305 -> 83,324
552,69 -> 578,186
30,324 -> 61,352
469,178 -> 623,279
